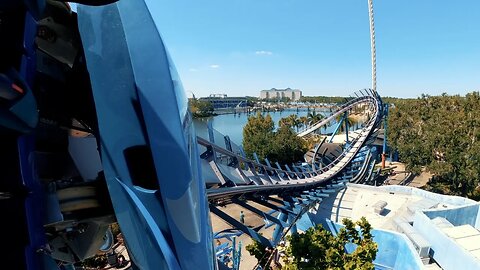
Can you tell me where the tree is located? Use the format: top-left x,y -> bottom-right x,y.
288,114 -> 302,132
307,111 -> 324,126
388,92 -> 480,198
299,116 -> 309,130
188,98 -> 214,117
246,237 -> 269,268
279,117 -> 293,128
243,113 -> 308,165
243,112 -> 275,161
270,125 -> 308,165
284,217 -> 378,270
279,114 -> 301,132
335,112 -> 358,132
300,96 -> 348,104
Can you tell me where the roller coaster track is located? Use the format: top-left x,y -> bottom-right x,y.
298,90 -> 378,138
201,89 -> 384,267
3,2 -> 386,269
202,89 -> 382,199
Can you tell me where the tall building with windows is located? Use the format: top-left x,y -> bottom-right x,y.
260,88 -> 302,101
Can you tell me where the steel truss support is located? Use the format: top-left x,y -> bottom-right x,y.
209,205 -> 272,248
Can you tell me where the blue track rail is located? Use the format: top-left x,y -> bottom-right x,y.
201,90 -> 383,200
202,90 -> 384,269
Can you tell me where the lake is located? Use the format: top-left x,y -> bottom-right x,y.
194,109 -> 339,146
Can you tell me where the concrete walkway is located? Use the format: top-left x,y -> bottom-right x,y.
210,201 -> 282,269
383,162 -> 431,188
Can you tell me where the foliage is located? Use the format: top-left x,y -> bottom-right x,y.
300,96 -> 348,104
335,112 -> 359,132
303,136 -> 322,151
242,112 -> 307,165
388,92 -> 480,198
243,112 -> 276,160
299,116 -> 309,129
307,111 -> 324,127
284,217 -> 378,270
188,98 -> 214,117
111,222 -> 121,238
246,237 -> 269,268
270,125 -> 308,165
262,97 -> 292,103
279,114 -> 303,131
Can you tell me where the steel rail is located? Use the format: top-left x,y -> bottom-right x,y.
201,90 -> 383,201
297,90 -> 377,138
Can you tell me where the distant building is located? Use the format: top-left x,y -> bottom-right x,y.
200,94 -> 248,109
260,88 -> 302,101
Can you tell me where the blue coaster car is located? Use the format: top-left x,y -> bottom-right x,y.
0,1 -> 214,269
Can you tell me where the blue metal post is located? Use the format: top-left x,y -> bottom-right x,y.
253,152 -> 261,164
234,241 -> 242,270
224,135 -> 233,152
272,212 -> 288,244
232,236 -> 236,269
275,162 -> 283,171
285,164 -> 293,173
264,158 -> 272,168
382,104 -> 389,168
287,214 -> 298,235
238,146 -> 247,158
208,120 -> 215,143
328,113 -> 347,143
345,111 -> 349,143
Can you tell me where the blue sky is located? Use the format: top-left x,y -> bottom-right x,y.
77,1 -> 479,98
148,0 -> 479,98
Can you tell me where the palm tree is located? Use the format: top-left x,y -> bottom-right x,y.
335,112 -> 358,132
307,111 -> 324,126
278,118 -> 289,128
299,116 -> 309,130
278,114 -> 298,130
287,114 -> 302,132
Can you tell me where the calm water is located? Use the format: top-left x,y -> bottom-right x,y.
194,109 -> 336,146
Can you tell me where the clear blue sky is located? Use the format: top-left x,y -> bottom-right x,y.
81,1 -> 480,98
148,0 -> 479,98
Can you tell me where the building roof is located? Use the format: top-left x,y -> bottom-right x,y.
313,184 -> 474,231
261,88 -> 301,92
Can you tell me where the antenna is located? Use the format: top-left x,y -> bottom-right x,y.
368,0 -> 377,93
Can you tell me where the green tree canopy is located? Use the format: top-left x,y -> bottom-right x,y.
188,98 -> 214,117
278,114 -> 304,132
307,111 -> 324,126
243,112 -> 275,161
243,112 -> 307,165
284,217 -> 377,270
246,236 -> 270,267
270,125 -> 308,165
335,112 -> 358,132
300,96 -> 348,104
388,92 -> 480,198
